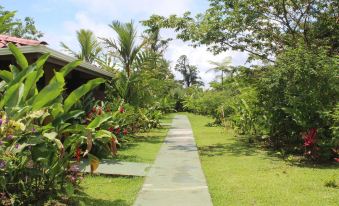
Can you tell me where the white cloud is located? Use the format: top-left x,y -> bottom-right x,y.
43,12 -> 114,52
63,12 -> 112,38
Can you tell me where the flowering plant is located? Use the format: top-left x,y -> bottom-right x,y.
0,44 -> 106,204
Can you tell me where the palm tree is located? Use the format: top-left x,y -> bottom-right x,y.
102,20 -> 145,78
207,56 -> 232,86
60,29 -> 102,63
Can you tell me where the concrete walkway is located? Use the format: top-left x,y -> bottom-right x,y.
79,159 -> 151,176
134,115 -> 213,206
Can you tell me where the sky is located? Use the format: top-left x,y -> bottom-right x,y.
1,0 -> 248,86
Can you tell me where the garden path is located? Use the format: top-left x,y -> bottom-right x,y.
79,160 -> 151,176
134,115 -> 213,206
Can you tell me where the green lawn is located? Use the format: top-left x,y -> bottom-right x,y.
75,114 -> 174,205
115,113 -> 174,163
75,176 -> 143,206
187,113 -> 339,206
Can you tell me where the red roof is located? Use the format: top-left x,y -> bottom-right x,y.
0,34 -> 47,48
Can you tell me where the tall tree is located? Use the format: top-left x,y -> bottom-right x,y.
61,29 -> 102,64
102,20 -> 145,78
207,56 -> 232,86
175,55 -> 203,87
0,10 -> 16,34
143,0 -> 339,62
0,6 -> 43,39
142,27 -> 172,55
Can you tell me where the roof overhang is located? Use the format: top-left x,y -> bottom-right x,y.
0,45 -> 113,78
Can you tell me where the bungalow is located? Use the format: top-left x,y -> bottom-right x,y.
0,34 -> 113,99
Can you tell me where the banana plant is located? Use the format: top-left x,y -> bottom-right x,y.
0,43 -> 110,151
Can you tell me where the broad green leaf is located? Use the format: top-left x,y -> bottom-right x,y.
87,113 -> 113,129
9,65 -> 20,77
0,70 -> 13,82
51,103 -> 64,118
8,43 -> 28,70
95,130 -> 112,139
22,71 -> 38,100
0,12 -> 16,33
60,60 -> 82,77
12,106 -> 30,119
62,124 -> 86,134
43,131 -> 58,139
60,110 -> 84,122
7,62 -> 39,88
0,81 -> 6,92
53,110 -> 84,126
0,82 -> 24,108
22,54 -> 49,100
64,78 -> 105,112
44,132 -> 64,151
32,72 -> 65,110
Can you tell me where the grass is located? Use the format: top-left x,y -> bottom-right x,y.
74,113 -> 174,205
187,113 -> 339,206
75,176 -> 144,206
115,113 -> 174,163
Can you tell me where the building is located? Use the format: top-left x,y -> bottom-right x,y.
0,34 -> 113,98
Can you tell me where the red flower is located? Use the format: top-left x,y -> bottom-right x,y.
303,128 -> 317,147
334,158 -> 339,163
92,107 -> 97,113
123,128 -> 128,135
76,148 -> 81,162
119,106 -> 124,113
108,127 -> 114,132
115,128 -> 121,135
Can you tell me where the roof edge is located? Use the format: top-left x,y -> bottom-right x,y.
0,45 -> 114,78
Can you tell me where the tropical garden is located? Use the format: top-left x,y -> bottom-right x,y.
0,0 -> 338,205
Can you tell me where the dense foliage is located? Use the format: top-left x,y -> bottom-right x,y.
0,6 -> 43,39
0,7 -> 177,205
143,0 -> 339,162
0,44 -> 109,205
143,0 -> 338,61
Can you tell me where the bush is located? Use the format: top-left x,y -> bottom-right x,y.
0,44 -> 110,204
258,46 -> 338,160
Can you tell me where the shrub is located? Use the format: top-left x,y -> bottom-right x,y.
258,46 -> 338,159
0,44 -> 109,204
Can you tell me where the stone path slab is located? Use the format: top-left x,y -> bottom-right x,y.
79,159 -> 151,176
134,115 -> 213,206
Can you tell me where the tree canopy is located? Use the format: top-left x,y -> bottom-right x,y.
142,0 -> 339,62
0,6 -> 43,39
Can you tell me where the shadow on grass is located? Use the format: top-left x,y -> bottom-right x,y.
118,135 -> 164,150
75,191 -> 129,206
263,149 -> 339,169
77,197 -> 128,206
198,137 -> 258,157
113,127 -> 169,162
198,130 -> 339,169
